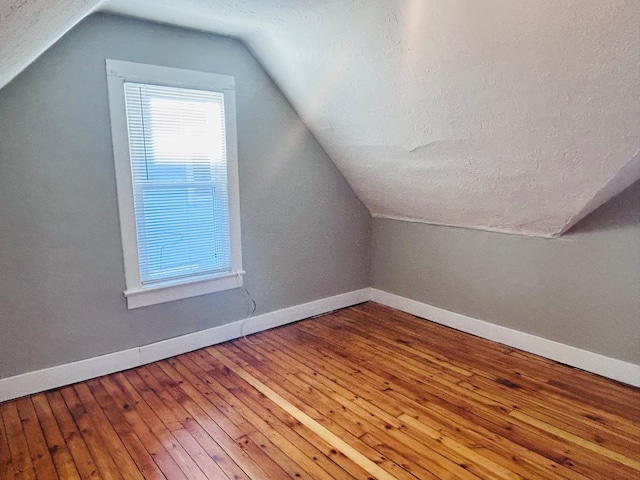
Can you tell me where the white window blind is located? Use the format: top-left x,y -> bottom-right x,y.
124,82 -> 231,286
107,60 -> 242,309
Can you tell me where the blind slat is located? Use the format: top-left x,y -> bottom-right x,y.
124,81 -> 231,285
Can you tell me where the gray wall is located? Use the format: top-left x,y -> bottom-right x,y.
0,13 -> 370,379
373,181 -> 640,364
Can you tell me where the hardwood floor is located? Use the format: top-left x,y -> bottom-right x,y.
1,302 -> 639,479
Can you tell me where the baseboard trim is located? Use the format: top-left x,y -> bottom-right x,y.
0,288 -> 370,403
371,289 -> 640,387
2,286 -> 636,402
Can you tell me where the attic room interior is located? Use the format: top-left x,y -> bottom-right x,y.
0,1 -> 638,478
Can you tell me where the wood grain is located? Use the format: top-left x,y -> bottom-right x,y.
1,302 -> 638,479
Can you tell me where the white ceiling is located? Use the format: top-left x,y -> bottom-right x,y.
1,0 -> 639,237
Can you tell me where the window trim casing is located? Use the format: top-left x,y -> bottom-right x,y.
106,59 -> 243,309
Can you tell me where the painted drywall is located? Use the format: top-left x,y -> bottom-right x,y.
0,13 -> 370,379
372,181 -> 640,364
2,1 -> 639,237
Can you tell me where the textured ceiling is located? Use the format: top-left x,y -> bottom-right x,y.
1,0 -> 639,237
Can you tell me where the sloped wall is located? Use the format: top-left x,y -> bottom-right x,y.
372,181 -> 640,364
104,0 -> 640,237
2,1 -> 639,237
0,13 -> 370,379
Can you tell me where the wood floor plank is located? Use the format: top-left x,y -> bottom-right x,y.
280,306 -> 640,478
73,383 -> 145,480
1,302 -> 638,479
297,371 -> 491,480
262,322 -> 568,478
509,410 -> 640,470
85,378 -> 166,480
1,401 -> 36,480
185,349 -> 365,478
59,385 -> 124,480
358,303 -> 640,422
155,359 -> 251,440
269,314 -> 593,480
206,346 -> 406,480
110,372 -> 208,480
450,379 -> 640,478
370,358 -> 630,478
459,371 -> 640,442
244,332 -> 532,480
350,305 -> 587,402
98,375 -> 188,480
45,390 -> 100,479
395,415 -> 522,480
122,369 -> 233,480
175,353 -> 369,480
268,342 -> 576,478
184,350 -> 360,480
209,343 -> 426,480
290,322 -> 516,416
218,345 -> 370,438
0,405 -> 14,480
456,375 -> 640,457
14,398 -> 59,480
136,364 -> 251,480
231,339 -> 484,479
30,393 -> 81,480
153,358 -> 277,479
171,428 -> 232,480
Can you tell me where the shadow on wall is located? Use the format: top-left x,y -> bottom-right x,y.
565,180 -> 640,236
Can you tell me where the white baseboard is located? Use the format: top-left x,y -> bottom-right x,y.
138,288 -> 370,365
2,286 -> 637,403
0,288 -> 370,403
371,289 -> 640,388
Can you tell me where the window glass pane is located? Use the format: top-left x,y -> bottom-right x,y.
124,82 -> 231,285
136,186 -> 230,283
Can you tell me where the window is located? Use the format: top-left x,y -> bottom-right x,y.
106,60 -> 243,309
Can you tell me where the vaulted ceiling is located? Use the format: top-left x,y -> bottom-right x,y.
1,0 -> 638,237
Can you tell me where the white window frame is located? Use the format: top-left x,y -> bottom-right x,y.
106,60 -> 243,309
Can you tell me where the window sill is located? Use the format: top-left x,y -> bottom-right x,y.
124,270 -> 245,309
